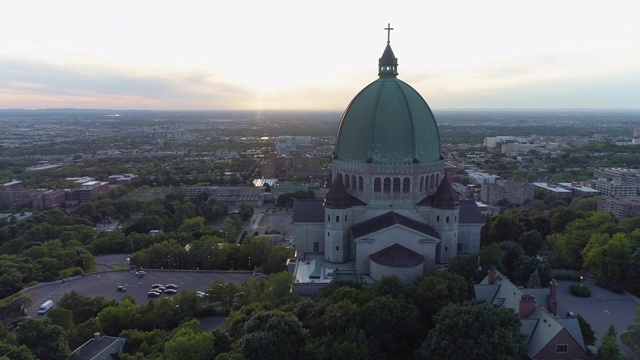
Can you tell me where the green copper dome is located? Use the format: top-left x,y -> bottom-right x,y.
334,43 -> 441,164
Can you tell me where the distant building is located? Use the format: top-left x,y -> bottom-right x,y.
37,189 -> 67,209
532,182 -> 572,199
275,136 -> 314,155
0,181 -> 34,209
474,269 -> 588,360
557,183 -> 600,198
484,136 -> 533,149
107,174 -> 138,186
597,196 -> 640,219
260,152 -> 322,179
481,181 -> 535,206
183,186 -> 264,207
593,167 -> 640,185
80,181 -> 110,203
467,171 -> 500,185
587,179 -> 638,197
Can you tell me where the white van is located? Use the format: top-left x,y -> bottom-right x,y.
37,300 -> 53,315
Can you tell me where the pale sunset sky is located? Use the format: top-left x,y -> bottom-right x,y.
1,0 -> 638,111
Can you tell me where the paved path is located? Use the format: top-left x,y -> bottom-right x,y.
556,278 -> 639,357
23,269 -> 253,317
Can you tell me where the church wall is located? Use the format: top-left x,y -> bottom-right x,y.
420,239 -> 439,272
293,223 -> 325,260
325,208 -> 352,263
355,239 -> 374,274
458,223 -> 482,254
332,160 -> 444,205
431,209 -> 459,263
370,261 -> 422,285
355,227 -> 439,275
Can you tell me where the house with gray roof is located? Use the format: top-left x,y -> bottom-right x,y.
474,268 -> 588,360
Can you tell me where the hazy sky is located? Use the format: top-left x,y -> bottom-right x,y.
1,0 -> 639,110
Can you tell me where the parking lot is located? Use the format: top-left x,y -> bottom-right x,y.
23,269 -> 253,317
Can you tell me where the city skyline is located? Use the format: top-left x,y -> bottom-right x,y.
1,0 -> 639,111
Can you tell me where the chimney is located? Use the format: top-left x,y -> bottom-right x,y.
94,332 -> 101,342
549,278 -> 558,302
519,294 -> 536,319
488,266 -> 497,284
549,279 -> 558,316
549,299 -> 558,317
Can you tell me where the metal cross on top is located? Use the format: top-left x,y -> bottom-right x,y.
384,23 -> 394,43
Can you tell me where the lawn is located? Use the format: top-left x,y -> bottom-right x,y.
620,331 -> 639,357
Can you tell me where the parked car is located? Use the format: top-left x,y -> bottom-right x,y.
150,284 -> 163,289
196,291 -> 206,298
135,270 -> 146,277
165,284 -> 178,290
37,300 -> 54,315
155,286 -> 166,293
147,291 -> 161,298
117,285 -> 127,292
164,289 -> 177,295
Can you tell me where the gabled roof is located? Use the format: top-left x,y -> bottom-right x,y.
459,199 -> 485,224
351,211 -> 440,239
292,199 -> 325,223
474,271 -> 587,359
370,243 -> 423,267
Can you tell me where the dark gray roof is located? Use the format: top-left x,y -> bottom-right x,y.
459,200 -> 485,224
292,199 -> 325,223
370,243 -> 423,267
556,318 -> 588,352
351,211 -> 440,239
431,175 -> 459,209
324,173 -> 351,209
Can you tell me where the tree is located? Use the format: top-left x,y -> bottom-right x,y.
518,230 -> 544,257
577,314 -> 596,347
526,269 -> 541,288
596,324 -> 621,360
164,320 -> 214,360
236,310 -> 307,360
207,279 -> 240,312
448,254 -> 484,287
15,318 -> 70,360
583,233 -> 632,288
415,301 -> 527,360
410,271 -> 470,329
487,214 -> 526,244
0,344 -> 36,360
237,204 -> 254,222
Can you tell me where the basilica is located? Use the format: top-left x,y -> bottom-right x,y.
291,28 -> 484,293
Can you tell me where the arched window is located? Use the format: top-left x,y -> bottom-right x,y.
344,174 -> 350,189
374,177 -> 381,192
358,176 -> 364,191
420,176 -> 424,192
384,177 -> 391,193
436,173 -> 440,186
393,177 -> 401,193
403,177 -> 410,193
351,175 -> 356,190
430,174 -> 435,189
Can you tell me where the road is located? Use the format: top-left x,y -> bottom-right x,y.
556,278 -> 640,355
